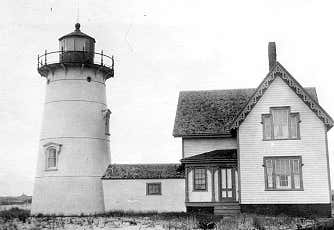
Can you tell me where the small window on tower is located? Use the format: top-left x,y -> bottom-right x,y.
43,142 -> 62,171
102,109 -> 111,136
46,147 -> 57,169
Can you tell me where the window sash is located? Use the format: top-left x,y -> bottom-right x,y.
147,183 -> 161,195
262,114 -> 272,140
289,113 -> 299,139
264,157 -> 302,190
194,168 -> 207,190
47,148 -> 57,169
272,109 -> 289,139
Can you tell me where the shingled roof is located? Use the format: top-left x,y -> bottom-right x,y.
173,85 -> 318,137
102,164 -> 185,179
181,149 -> 237,164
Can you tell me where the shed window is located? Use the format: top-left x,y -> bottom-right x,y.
147,183 -> 161,195
262,107 -> 300,140
193,168 -> 207,191
264,156 -> 303,190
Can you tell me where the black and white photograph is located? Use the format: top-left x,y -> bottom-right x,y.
1,0 -> 334,229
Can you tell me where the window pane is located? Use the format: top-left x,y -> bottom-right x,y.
266,160 -> 273,188
290,114 -> 299,138
148,183 -> 161,195
274,159 -> 291,189
47,148 -> 56,168
294,175 -> 300,189
194,169 -> 206,190
222,191 -> 226,198
227,191 -> 232,198
273,109 -> 289,139
263,115 -> 272,140
227,169 -> 232,189
222,169 -> 226,188
292,160 -> 299,173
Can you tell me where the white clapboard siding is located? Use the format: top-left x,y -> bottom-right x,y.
188,169 -> 212,202
239,77 -> 330,204
183,138 -> 237,158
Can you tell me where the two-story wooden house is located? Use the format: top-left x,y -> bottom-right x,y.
173,42 -> 333,216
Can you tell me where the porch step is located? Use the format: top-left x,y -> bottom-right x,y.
214,202 -> 240,216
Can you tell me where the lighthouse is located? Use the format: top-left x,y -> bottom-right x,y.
32,23 -> 114,215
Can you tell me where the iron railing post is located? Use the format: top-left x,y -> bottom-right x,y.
101,50 -> 103,66
37,54 -> 39,69
44,49 -> 47,65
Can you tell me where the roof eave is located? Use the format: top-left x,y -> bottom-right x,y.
173,132 -> 232,138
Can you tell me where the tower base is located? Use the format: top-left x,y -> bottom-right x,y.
31,176 -> 105,216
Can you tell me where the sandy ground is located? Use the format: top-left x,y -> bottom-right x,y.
0,215 -> 324,230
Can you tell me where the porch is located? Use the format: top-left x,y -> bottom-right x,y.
181,149 -> 240,215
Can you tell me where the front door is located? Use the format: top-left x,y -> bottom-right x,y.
220,168 -> 238,201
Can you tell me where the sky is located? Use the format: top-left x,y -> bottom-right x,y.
1,0 -> 334,196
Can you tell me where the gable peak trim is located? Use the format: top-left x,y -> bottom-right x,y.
230,62 -> 334,130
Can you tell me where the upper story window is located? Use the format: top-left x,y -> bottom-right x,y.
262,107 -> 300,140
43,142 -> 62,171
193,168 -> 207,191
146,183 -> 161,195
264,156 -> 303,190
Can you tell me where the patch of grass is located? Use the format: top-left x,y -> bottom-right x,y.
101,210 -> 191,219
0,207 -> 30,222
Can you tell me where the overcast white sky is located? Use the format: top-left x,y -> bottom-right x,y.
1,0 -> 334,196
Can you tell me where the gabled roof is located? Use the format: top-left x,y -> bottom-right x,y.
230,62 -> 334,130
181,149 -> 237,164
102,164 -> 185,180
173,80 -> 319,137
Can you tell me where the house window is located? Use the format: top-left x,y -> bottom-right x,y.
193,168 -> 207,191
262,107 -> 300,140
264,156 -> 303,190
146,183 -> 161,195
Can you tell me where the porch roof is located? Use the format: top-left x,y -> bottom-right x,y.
180,149 -> 237,164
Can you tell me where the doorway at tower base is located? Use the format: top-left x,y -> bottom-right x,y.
31,176 -> 105,216
102,164 -> 186,212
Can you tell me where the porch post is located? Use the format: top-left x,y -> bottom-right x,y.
185,167 -> 189,202
218,167 -> 222,201
211,167 -> 215,202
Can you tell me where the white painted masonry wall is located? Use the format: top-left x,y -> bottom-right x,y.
239,77 -> 330,204
103,179 -> 185,212
32,67 -> 111,215
183,138 -> 237,158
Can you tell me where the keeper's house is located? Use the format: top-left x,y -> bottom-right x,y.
172,42 -> 333,216
102,42 -> 333,217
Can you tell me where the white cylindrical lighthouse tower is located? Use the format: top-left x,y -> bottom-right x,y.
32,23 -> 114,215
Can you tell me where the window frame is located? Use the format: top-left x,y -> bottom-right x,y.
146,182 -> 162,195
263,156 -> 303,191
43,142 -> 62,171
46,147 -> 57,169
262,106 -> 301,141
193,168 -> 207,191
